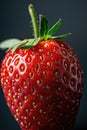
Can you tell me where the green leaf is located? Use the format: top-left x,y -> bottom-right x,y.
39,15 -> 49,39
51,33 -> 71,39
0,39 -> 21,50
47,18 -> 61,36
21,38 -> 40,49
12,38 -> 40,53
12,39 -> 28,53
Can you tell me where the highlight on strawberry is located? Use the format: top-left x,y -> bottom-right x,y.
0,4 -> 83,130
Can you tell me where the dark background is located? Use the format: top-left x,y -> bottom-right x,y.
0,0 -> 87,130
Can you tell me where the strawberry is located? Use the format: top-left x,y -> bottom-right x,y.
0,4 -> 83,130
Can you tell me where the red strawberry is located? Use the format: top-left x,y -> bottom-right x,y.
0,4 -> 83,130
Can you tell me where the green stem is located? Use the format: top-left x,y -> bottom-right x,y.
28,4 -> 39,39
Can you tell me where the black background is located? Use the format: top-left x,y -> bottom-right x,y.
0,0 -> 87,130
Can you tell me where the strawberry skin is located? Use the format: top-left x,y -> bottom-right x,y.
1,39 -> 83,130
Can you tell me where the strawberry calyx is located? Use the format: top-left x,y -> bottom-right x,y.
0,4 -> 71,53
39,15 -> 71,40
